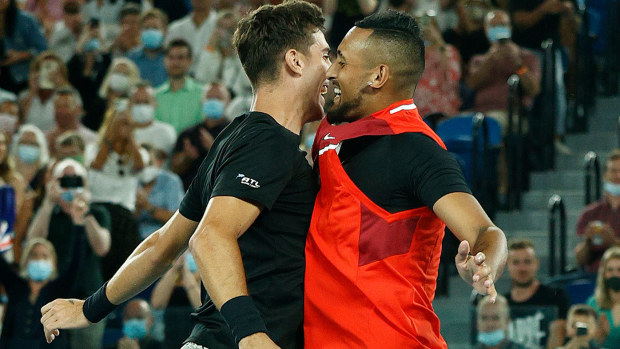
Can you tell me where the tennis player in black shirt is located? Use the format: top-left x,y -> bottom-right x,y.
41,1 -> 330,348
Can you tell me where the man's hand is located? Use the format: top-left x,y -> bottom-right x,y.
40,299 -> 92,343
239,333 -> 281,349
70,192 -> 91,225
118,337 -> 140,349
183,138 -> 200,160
455,240 -> 498,302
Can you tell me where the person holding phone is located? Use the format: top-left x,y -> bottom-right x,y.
26,158 -> 111,349
548,304 -> 606,349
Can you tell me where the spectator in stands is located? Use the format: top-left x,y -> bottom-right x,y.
171,83 -> 230,189
165,0 -> 218,75
98,57 -> 141,109
19,52 -> 69,133
441,0 -> 490,66
150,252 -> 201,348
154,39 -> 204,133
504,239 -> 571,348
109,3 -> 142,56
24,0 -> 65,35
586,246 -> 620,347
86,100 -> 146,280
0,0 -> 48,94
54,131 -> 86,164
0,236 -> 83,348
12,124 -> 49,191
575,150 -> 620,273
47,87 -> 98,157
0,95 -> 18,135
0,130 -> 28,263
475,294 -> 526,349
466,10 -> 541,133
413,11 -> 461,118
26,158 -> 111,349
67,19 -> 113,131
48,1 -> 84,63
548,304 -> 604,349
113,298 -> 164,349
194,10 -> 251,98
135,144 -> 184,240
128,9 -> 169,88
131,81 -> 177,156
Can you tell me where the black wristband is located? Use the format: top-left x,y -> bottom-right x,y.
82,281 -> 117,323
220,295 -> 268,344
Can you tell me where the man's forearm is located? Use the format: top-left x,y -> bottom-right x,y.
26,200 -> 55,240
472,226 -> 508,280
513,8 -> 547,30
83,215 -> 111,257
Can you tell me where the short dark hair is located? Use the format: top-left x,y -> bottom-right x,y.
233,0 -> 324,87
63,1 -> 80,15
508,239 -> 535,251
119,3 -> 141,21
165,39 -> 193,59
568,304 -> 598,322
354,10 -> 425,93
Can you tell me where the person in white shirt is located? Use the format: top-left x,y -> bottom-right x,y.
130,81 -> 177,156
164,0 -> 217,75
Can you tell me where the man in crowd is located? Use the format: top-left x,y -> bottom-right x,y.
171,83 -> 230,189
504,239 -> 570,348
154,40 -> 204,133
476,295 -> 526,349
116,298 -> 163,349
128,9 -> 169,88
27,158 -> 111,349
304,10 -> 507,347
110,3 -> 142,56
48,1 -> 83,63
547,304 -> 605,349
131,81 -> 177,157
41,2 -> 330,348
575,150 -> 620,273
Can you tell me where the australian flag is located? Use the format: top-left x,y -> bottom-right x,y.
0,185 -> 15,253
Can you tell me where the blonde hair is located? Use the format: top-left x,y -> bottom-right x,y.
11,124 -> 50,167
29,51 -> 69,83
19,237 -> 58,280
594,246 -> 620,309
98,58 -> 141,99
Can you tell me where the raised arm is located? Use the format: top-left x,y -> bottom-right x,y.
433,192 -> 508,302
40,210 -> 198,343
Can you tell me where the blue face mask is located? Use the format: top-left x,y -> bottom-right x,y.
141,29 -> 164,50
202,99 -> 225,120
123,318 -> 148,340
477,329 -> 505,346
305,133 -> 315,150
18,144 -> 41,164
61,190 -> 76,202
487,25 -> 512,43
27,260 -> 53,282
84,38 -> 101,52
604,181 -> 620,197
185,253 -> 198,273
0,294 -> 8,303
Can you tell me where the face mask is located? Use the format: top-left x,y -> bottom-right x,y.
84,38 -> 101,53
185,253 -> 198,273
477,328 -> 505,346
27,259 -> 53,282
0,294 -> 8,303
305,133 -> 315,150
139,166 -> 160,184
202,99 -> 225,120
423,40 -> 431,47
109,73 -> 130,93
123,318 -> 148,340
141,29 -> 164,50
131,104 -> 155,124
604,181 -> 620,197
17,144 -> 41,164
487,25 -> 512,43
61,190 -> 75,202
605,276 -> 620,291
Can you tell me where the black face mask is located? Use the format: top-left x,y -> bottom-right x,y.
605,276 -> 620,291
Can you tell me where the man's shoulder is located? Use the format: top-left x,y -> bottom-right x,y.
126,47 -> 145,60
167,15 -> 192,33
580,199 -> 609,217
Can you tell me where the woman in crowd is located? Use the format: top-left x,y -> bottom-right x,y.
18,52 -> 68,133
0,237 -> 83,348
86,100 -> 145,280
97,57 -> 141,110
0,0 -> 48,94
587,246 -> 620,347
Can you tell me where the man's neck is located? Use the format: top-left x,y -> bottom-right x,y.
510,279 -> 540,302
607,193 -> 620,209
169,76 -> 186,92
192,9 -> 210,27
252,85 -> 312,135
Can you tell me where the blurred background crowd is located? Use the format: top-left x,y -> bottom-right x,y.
0,0 -> 617,348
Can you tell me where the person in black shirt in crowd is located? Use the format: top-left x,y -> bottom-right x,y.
504,239 -> 570,348
107,298 -> 164,349
41,2 -> 330,349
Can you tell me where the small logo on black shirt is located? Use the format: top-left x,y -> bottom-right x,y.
237,173 -> 260,188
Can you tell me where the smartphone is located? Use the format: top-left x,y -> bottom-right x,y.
575,321 -> 588,336
39,59 -> 59,90
89,18 -> 100,29
60,175 -> 84,189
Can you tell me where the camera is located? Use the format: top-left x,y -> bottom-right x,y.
575,321 -> 588,336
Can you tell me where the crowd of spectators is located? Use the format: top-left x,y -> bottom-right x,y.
0,0 -> 612,348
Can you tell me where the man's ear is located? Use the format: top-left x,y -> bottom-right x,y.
284,49 -> 304,76
367,64 -> 389,89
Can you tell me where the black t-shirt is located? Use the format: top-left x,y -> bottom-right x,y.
509,0 -> 562,50
179,112 -> 317,349
504,284 -> 571,347
337,133 -> 471,213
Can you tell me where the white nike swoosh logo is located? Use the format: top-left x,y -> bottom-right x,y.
323,133 -> 336,140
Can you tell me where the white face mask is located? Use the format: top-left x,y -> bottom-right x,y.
131,104 -> 155,124
109,73 -> 130,93
139,165 -> 160,184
